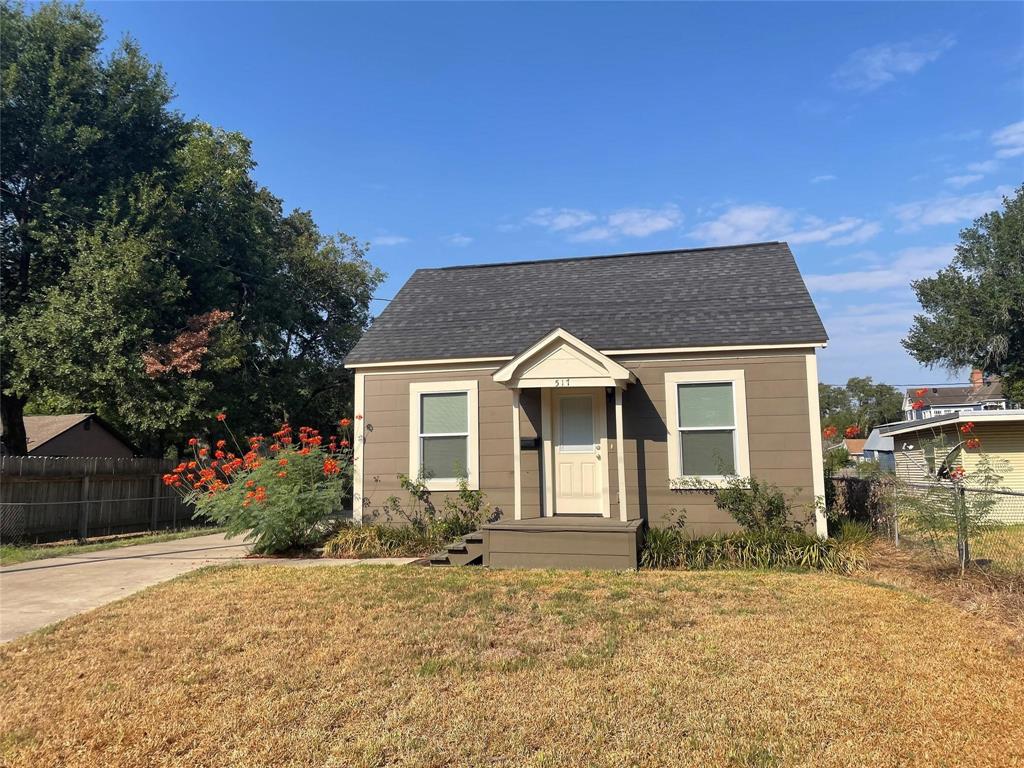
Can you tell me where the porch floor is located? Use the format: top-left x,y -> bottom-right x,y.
481,517 -> 644,570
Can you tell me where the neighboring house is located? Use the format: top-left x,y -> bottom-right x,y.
881,411 -> 1024,522
14,414 -> 137,457
344,241 -> 829,569
843,438 -> 866,462
862,427 -> 895,471
903,371 -> 1009,421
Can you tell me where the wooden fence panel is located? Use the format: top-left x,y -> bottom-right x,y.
0,456 -> 195,543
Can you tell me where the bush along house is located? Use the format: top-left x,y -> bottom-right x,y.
344,242 -> 829,569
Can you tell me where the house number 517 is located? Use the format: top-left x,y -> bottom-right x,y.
554,378 -> 571,387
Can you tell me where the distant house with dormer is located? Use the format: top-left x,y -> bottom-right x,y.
903,370 -> 1009,421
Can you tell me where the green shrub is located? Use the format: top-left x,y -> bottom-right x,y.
323,522 -> 439,558
323,475 -> 490,558
640,529 -> 865,573
168,420 -> 351,556
674,475 -> 800,533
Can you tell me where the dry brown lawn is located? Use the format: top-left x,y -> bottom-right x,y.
2,565 -> 1023,768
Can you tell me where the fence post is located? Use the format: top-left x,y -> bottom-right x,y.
150,474 -> 161,531
78,475 -> 90,542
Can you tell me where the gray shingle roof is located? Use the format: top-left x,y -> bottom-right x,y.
346,241 -> 827,364
903,381 -> 1005,407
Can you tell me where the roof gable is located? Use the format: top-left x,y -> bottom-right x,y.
493,328 -> 634,388
346,241 -> 827,365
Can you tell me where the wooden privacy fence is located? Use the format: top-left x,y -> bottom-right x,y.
0,456 -> 195,543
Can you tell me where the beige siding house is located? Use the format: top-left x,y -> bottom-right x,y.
345,242 -> 829,568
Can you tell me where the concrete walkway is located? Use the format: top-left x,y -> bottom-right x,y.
0,533 -> 419,643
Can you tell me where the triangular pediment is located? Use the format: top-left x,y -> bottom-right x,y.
493,328 -> 634,388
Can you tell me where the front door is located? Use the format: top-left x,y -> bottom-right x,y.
552,389 -> 605,515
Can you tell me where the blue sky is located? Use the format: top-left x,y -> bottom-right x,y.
90,2 -> 1023,387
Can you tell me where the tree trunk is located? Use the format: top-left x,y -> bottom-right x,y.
1,392 -> 29,455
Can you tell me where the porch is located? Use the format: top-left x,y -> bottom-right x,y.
428,517 -> 646,570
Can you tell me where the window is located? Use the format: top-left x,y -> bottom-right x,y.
664,370 -> 750,484
409,381 -> 479,490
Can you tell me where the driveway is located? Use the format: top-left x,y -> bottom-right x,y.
0,533 -> 421,643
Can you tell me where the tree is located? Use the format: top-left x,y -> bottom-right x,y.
1,0 -> 182,453
903,185 -> 1024,404
819,377 -> 903,437
1,3 -> 384,454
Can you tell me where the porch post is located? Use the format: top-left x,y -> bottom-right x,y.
615,387 -> 628,521
512,388 -> 522,520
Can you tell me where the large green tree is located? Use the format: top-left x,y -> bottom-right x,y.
903,185 -> 1024,404
1,2 -> 383,455
819,377 -> 904,436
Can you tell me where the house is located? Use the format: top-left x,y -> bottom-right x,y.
903,371 -> 1009,421
881,410 -> 1024,522
862,427 -> 895,471
15,413 -> 136,457
344,242 -> 829,569
843,438 -> 867,462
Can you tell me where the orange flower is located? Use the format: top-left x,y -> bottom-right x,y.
278,458 -> 288,466
323,458 -> 340,476
339,418 -> 351,428
915,388 -> 927,397
911,400 -> 925,410
822,426 -> 838,440
277,471 -> 288,478
216,412 -> 227,422
188,437 -> 198,446
965,437 -> 981,449
215,450 -> 225,459
339,439 -> 350,448
216,439 -> 227,449
198,447 -> 208,457
960,422 -> 975,434
844,425 -> 860,439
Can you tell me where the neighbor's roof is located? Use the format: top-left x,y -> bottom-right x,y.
880,409 -> 1024,437
0,413 -> 136,454
346,242 -> 827,364
904,380 -> 1004,407
844,438 -> 867,455
863,427 -> 894,453
23,414 -> 96,453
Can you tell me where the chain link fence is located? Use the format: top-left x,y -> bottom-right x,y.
831,476 -> 1024,574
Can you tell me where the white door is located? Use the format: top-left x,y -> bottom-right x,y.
552,390 -> 605,515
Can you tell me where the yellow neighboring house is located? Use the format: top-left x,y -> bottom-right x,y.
881,410 -> 1024,522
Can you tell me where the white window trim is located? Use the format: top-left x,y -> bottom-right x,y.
409,380 -> 479,491
664,370 -> 750,487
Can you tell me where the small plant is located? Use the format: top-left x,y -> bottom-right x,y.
164,416 -> 353,554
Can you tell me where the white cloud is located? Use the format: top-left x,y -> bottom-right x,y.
690,205 -> 793,244
811,174 -> 837,184
830,221 -> 883,246
524,208 -> 596,231
944,174 -> 984,189
690,205 -> 880,247
372,234 -> 410,246
443,233 -> 474,246
525,204 -> 682,242
804,245 -> 954,293
967,159 -> 999,174
832,35 -> 955,92
992,120 -> 1024,158
893,186 -> 1011,231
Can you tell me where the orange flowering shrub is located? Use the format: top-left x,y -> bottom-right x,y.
843,425 -> 861,439
166,415 -> 357,554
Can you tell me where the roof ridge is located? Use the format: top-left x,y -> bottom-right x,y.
425,241 -> 786,272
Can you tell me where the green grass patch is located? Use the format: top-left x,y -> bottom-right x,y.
0,527 -> 225,566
